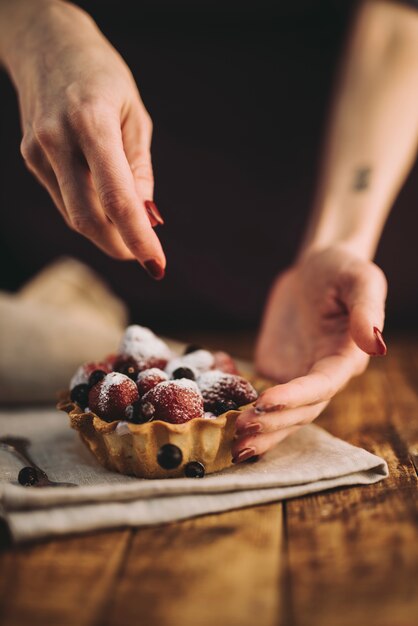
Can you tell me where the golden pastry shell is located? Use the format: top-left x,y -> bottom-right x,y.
57,372 -> 271,479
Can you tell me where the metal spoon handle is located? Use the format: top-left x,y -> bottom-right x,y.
0,437 -> 47,477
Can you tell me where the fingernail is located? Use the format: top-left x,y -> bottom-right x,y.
232,447 -> 256,464
144,259 -> 165,280
373,326 -> 387,356
235,422 -> 263,437
144,200 -> 164,226
254,403 -> 286,415
244,455 -> 260,464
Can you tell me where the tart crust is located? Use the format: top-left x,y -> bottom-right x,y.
57,372 -> 272,479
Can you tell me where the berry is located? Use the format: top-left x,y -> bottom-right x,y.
184,344 -> 202,355
212,399 -> 238,416
125,400 -> 155,424
69,360 -> 111,390
18,466 -> 40,486
113,355 -> 140,381
140,379 -> 204,424
88,369 -> 107,388
88,372 -> 139,422
70,383 -> 90,410
118,325 -> 171,368
197,370 -> 258,412
172,366 -> 195,381
157,444 -> 183,470
136,368 -> 168,396
165,349 -> 214,378
213,351 -> 239,375
184,461 -> 205,478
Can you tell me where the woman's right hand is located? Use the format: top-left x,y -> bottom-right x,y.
0,0 -> 165,278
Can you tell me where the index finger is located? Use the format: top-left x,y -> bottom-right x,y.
255,350 -> 365,412
80,114 -> 165,278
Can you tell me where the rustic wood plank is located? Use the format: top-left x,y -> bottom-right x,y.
102,504 -> 283,626
0,530 -> 132,626
284,336 -> 418,626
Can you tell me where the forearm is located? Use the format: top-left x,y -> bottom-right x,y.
298,0 -> 418,262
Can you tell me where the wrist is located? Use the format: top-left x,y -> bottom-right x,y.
296,193 -> 388,264
0,0 -> 93,79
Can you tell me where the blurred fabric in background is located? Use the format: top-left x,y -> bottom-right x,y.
0,0 -> 417,332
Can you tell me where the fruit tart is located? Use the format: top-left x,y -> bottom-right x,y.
58,325 -> 259,478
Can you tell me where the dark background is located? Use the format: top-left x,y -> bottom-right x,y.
0,0 -> 417,332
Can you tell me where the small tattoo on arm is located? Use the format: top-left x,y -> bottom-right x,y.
352,167 -> 371,191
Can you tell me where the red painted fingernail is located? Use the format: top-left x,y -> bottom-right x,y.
232,447 -> 256,464
144,259 -> 165,280
373,326 -> 387,356
144,200 -> 164,226
254,404 -> 286,414
235,423 -> 263,437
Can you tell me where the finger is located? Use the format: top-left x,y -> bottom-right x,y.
235,400 -> 329,436
51,150 -> 136,260
79,110 -> 166,277
254,350 -> 361,412
341,261 -> 388,356
20,135 -> 70,225
231,425 -> 301,463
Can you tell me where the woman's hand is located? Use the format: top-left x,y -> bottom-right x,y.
232,245 -> 387,463
3,0 -> 165,278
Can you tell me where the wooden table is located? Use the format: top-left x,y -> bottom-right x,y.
0,332 -> 417,626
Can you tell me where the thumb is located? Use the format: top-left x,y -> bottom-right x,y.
342,261 -> 388,356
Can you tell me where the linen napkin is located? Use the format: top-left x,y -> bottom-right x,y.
0,406 -> 388,543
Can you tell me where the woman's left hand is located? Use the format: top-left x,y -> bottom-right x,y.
232,245 -> 388,464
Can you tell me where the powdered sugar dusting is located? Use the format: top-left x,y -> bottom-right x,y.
115,421 -> 131,436
197,369 -> 233,393
155,378 -> 201,393
70,364 -> 88,389
141,379 -> 204,424
98,372 -> 133,411
137,368 -> 168,382
197,369 -> 258,410
165,350 -> 215,377
119,325 -> 172,362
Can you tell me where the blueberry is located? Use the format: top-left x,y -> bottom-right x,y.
184,344 -> 202,355
212,400 -> 238,416
18,466 -> 40,486
125,400 -> 154,424
184,461 -> 205,478
140,401 -> 156,421
157,444 -> 183,470
70,383 -> 90,410
88,369 -> 107,388
172,367 -> 195,381
114,356 -> 139,381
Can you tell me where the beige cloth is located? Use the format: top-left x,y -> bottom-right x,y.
0,258 -> 128,404
0,407 -> 388,543
0,257 -> 389,543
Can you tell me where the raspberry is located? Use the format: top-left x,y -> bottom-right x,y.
213,351 -> 239,375
88,372 -> 139,422
136,368 -> 168,396
197,370 -> 258,412
118,325 -> 171,369
140,379 -> 204,424
69,360 -> 111,390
